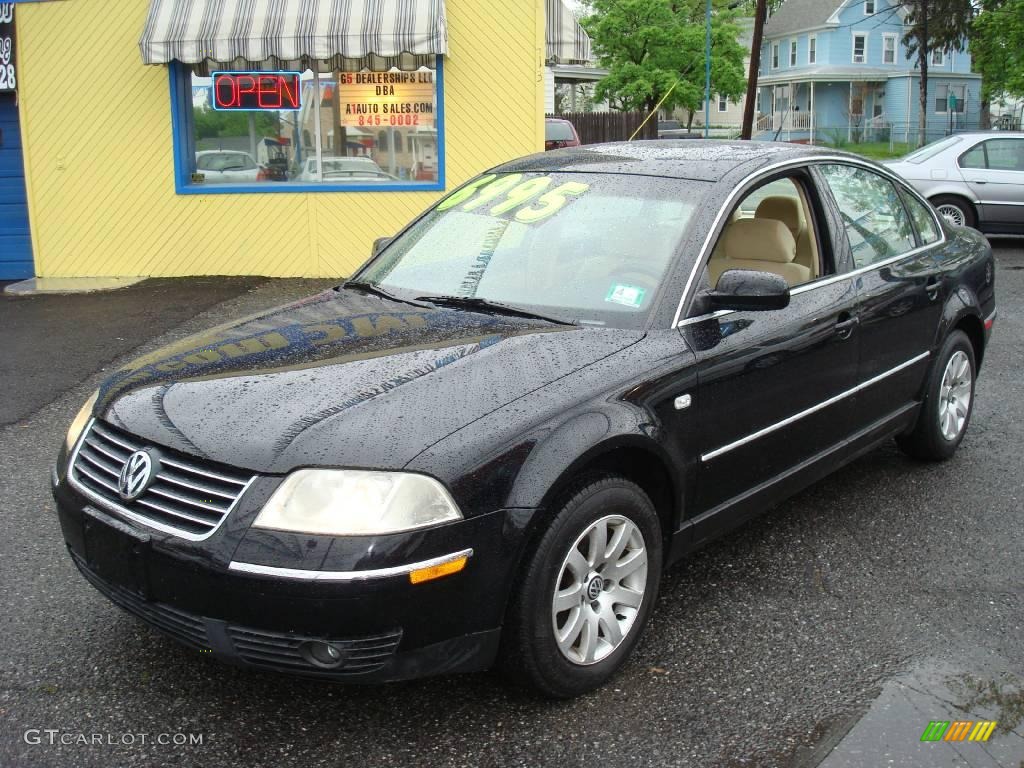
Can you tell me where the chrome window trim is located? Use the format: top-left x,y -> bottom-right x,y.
671,154 -> 948,328
700,351 -> 930,462
66,418 -> 257,542
228,548 -> 474,582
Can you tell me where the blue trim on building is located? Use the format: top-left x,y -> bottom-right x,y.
169,56 -> 446,196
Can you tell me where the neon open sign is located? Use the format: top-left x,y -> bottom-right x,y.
212,71 -> 301,111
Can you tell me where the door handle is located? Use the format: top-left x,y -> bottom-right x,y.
970,179 -> 988,184
835,313 -> 858,340
925,277 -> 941,301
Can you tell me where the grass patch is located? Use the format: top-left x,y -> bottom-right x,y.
834,141 -> 913,160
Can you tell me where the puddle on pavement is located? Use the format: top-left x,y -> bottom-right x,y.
814,657 -> 1024,768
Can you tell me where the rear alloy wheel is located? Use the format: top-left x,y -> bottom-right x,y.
897,330 -> 976,461
931,195 -> 976,229
502,476 -> 662,698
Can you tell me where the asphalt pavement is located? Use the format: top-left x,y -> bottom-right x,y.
0,248 -> 1022,768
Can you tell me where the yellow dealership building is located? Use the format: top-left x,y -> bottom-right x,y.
8,0 -> 551,279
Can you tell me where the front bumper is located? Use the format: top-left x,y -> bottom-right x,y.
53,469 -> 534,682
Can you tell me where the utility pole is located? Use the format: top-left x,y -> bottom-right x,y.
741,0 -> 767,140
918,0 -> 929,148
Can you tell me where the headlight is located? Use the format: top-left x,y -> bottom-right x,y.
65,390 -> 99,452
252,469 -> 462,536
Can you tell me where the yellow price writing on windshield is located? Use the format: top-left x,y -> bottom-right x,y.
437,175 -> 590,223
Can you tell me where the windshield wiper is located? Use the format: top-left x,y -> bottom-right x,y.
414,295 -> 577,326
338,280 -> 430,308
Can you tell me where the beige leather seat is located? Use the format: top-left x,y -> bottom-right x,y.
755,196 -> 816,274
707,218 -> 810,287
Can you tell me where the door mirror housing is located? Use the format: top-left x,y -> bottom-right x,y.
372,236 -> 392,257
708,269 -> 791,312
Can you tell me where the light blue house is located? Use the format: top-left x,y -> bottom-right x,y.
755,0 -> 982,145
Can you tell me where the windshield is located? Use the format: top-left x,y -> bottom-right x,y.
901,136 -> 963,164
356,172 -> 705,328
546,122 -> 576,141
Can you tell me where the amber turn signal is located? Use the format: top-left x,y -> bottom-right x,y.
409,554 -> 469,585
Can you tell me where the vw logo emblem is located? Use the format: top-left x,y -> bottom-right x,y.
118,450 -> 153,501
586,575 -> 604,601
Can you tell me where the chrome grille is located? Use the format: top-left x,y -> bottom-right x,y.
69,420 -> 254,540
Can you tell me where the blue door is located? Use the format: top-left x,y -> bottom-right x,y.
0,92 -> 33,279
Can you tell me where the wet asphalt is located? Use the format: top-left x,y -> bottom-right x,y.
0,245 -> 1022,768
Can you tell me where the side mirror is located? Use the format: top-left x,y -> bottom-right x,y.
372,236 -> 392,257
708,269 -> 791,312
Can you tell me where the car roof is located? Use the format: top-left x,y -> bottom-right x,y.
491,140 -> 843,182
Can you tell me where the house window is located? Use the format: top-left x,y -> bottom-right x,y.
935,83 -> 965,113
883,34 -> 897,64
772,43 -> 780,69
865,0 -> 876,13
718,95 -> 728,112
931,48 -> 945,66
790,40 -> 797,66
853,33 -> 868,64
171,61 -> 444,194
808,35 -> 817,64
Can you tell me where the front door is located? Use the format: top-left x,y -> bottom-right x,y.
959,137 -> 1024,229
679,170 -> 861,547
0,91 -> 32,279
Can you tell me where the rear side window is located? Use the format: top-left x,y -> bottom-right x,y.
819,164 -> 916,269
959,139 -> 1024,171
901,191 -> 941,245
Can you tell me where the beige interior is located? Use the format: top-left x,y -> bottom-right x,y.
707,218 -> 810,287
754,195 -> 818,277
707,177 -> 820,288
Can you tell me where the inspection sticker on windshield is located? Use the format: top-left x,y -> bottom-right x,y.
605,284 -> 645,308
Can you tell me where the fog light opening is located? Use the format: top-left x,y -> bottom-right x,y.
299,640 -> 347,669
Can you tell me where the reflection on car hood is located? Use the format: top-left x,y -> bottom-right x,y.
97,289 -> 644,473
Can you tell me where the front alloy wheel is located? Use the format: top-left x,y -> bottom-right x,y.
501,475 -> 662,698
552,515 -> 648,665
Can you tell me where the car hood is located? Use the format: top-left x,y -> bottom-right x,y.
96,289 -> 644,474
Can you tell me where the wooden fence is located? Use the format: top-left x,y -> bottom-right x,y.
547,111 -> 658,144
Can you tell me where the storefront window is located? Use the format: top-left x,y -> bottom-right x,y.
173,60 -> 443,193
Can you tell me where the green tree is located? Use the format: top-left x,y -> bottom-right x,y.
901,0 -> 974,146
971,0 -> 1024,101
580,0 -> 747,118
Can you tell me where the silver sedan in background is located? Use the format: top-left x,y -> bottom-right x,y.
885,132 -> 1024,233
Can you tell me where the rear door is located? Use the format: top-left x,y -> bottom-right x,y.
0,91 -> 32,279
816,163 -> 941,430
958,137 -> 1024,229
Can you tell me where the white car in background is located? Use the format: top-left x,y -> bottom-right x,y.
296,156 -> 396,182
194,150 -> 261,183
884,132 -> 1024,233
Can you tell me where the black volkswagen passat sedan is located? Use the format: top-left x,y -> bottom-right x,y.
53,142 -> 996,698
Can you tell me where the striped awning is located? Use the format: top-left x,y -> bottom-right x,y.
545,0 -> 591,65
140,0 -> 448,73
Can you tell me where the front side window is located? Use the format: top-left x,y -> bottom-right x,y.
853,34 -> 867,64
357,173 -> 705,329
177,63 -> 442,191
819,164 -> 916,269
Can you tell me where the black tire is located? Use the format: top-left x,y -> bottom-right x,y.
501,476 -> 662,699
897,330 -> 976,461
931,195 -> 977,229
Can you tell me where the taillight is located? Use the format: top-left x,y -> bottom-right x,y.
257,168 -> 270,181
